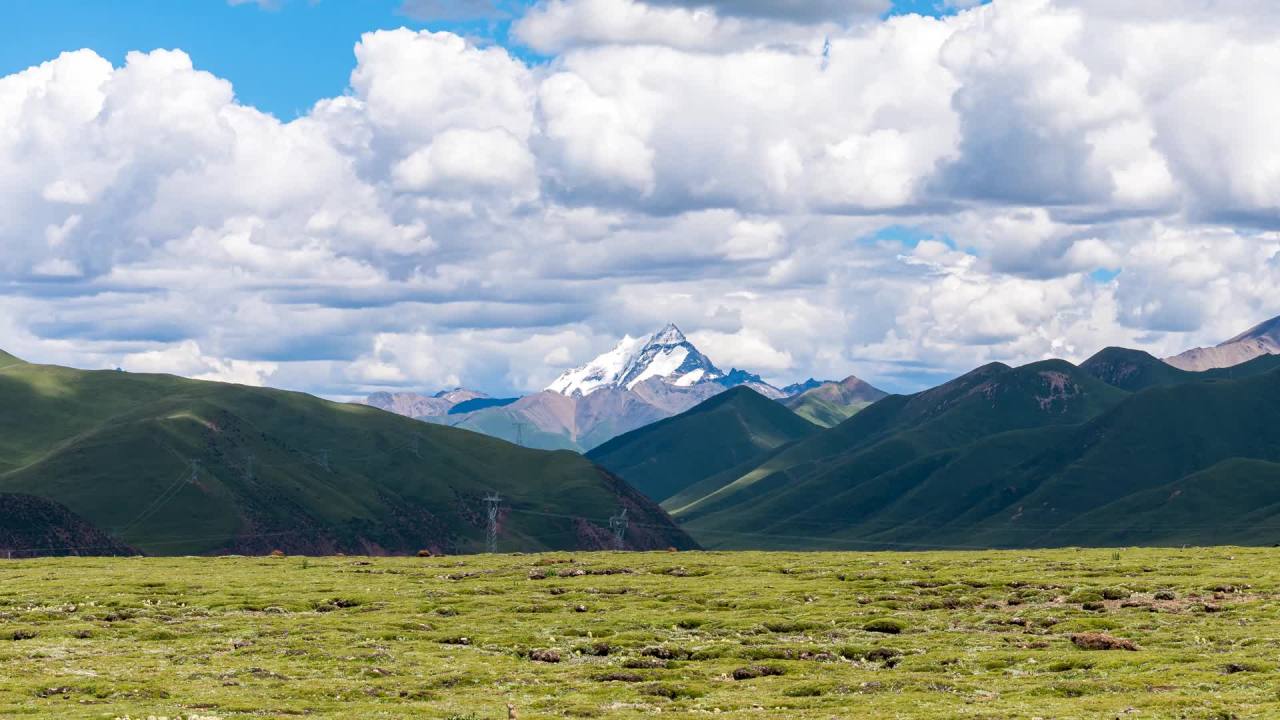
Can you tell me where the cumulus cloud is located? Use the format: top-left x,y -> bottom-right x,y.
122,340 -> 279,386
4,1 -> 1280,399
513,0 -> 874,53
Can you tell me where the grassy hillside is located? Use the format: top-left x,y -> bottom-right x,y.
673,354 -> 1280,550
2,548 -> 1278,719
949,367 -> 1280,547
587,387 -> 819,502
1043,458 -> 1280,546
672,361 -> 1125,528
0,355 -> 695,556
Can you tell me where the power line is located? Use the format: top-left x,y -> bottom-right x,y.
117,459 -> 200,536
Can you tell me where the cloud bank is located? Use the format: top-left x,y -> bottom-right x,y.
2,0 -> 1279,397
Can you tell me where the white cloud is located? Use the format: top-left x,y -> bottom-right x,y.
536,69 -> 657,195
720,219 -> 785,261
4,3 -> 1280,399
122,340 -> 279,386
516,0 -> 773,53
392,127 -> 538,200
42,180 -> 92,205
350,29 -> 534,147
689,328 -> 794,371
31,258 -> 83,278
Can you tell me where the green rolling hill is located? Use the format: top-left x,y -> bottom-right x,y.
671,360 -> 1126,538
1078,347 -> 1193,391
668,355 -> 1280,549
0,351 -> 695,556
586,387 -> 819,503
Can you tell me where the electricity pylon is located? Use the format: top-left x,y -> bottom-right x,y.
609,508 -> 629,550
483,492 -> 502,553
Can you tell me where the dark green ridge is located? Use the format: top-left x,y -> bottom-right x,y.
0,354 -> 695,556
675,357 -> 1280,550
673,359 -> 1136,548
1080,346 -> 1280,392
587,386 -> 819,503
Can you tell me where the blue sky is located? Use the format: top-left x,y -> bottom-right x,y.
0,0 -> 519,118
1,0 -> 974,119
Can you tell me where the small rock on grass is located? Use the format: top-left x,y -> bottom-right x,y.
530,649 -> 562,663
732,665 -> 784,680
1070,632 -> 1139,651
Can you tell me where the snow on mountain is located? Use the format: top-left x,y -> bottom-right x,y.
548,324 -> 727,396
406,324 -> 895,451
712,368 -> 787,399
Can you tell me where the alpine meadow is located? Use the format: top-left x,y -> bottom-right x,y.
4,1 -> 1280,718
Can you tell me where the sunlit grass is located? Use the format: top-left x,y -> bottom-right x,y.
1,547 -> 1277,718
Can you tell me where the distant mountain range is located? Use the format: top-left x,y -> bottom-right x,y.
366,324 -> 885,451
1165,314 -> 1280,371
783,374 -> 889,427
579,313 -> 1280,549
0,350 -> 694,557
363,388 -> 492,418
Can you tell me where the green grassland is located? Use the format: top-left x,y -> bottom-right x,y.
3,548 -> 1279,719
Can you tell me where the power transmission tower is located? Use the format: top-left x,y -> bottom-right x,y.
609,508 -> 629,550
483,492 -> 502,553
512,423 -> 527,447
318,449 -> 329,471
243,453 -> 255,481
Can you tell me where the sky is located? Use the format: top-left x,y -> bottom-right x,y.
1,0 -> 1278,398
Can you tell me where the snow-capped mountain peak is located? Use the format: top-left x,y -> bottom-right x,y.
545,334 -> 647,397
649,322 -> 687,345
548,324 -> 725,397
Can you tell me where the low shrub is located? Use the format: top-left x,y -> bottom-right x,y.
863,618 -> 907,635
